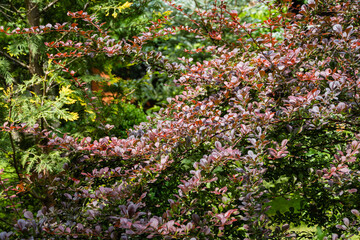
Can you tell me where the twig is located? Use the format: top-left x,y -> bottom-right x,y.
0,50 -> 29,69
8,2 -> 25,20
83,1 -> 90,11
0,217 -> 13,227
7,95 -> 22,182
0,146 -> 8,154
40,0 -> 61,14
0,8 -> 12,21
8,132 -> 21,182
0,175 -> 22,218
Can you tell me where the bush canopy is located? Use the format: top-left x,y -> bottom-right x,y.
1,0 -> 360,239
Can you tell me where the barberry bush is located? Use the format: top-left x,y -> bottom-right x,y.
1,0 -> 360,239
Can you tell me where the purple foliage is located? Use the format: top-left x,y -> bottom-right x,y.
1,0 -> 360,239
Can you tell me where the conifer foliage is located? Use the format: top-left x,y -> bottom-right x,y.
1,0 -> 360,239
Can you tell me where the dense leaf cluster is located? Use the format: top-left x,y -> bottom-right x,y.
1,0 -> 360,239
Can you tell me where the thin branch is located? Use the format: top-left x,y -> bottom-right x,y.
0,175 -> 21,219
8,1 -> 25,20
0,50 -> 29,69
0,146 -> 8,154
0,8 -> 12,21
7,96 -> 22,182
40,0 -> 61,14
8,132 -> 22,182
53,31 -> 70,50
83,1 -> 90,11
0,216 -> 13,227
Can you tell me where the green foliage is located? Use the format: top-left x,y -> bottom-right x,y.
21,148 -> 68,173
238,1 -> 274,22
0,1 -> 167,232
9,0 -> 356,239
0,0 -> 164,177
2,75 -> 80,126
94,1 -> 133,18
0,58 -> 14,85
4,40 -> 28,58
63,101 -> 148,139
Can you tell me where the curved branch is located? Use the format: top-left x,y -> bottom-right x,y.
0,50 -> 29,69
40,0 -> 61,14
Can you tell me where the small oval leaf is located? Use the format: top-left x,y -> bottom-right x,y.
24,211 -> 33,219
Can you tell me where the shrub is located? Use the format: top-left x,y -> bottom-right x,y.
1,0 -> 360,239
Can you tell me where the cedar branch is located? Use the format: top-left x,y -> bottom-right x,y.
0,50 -> 29,69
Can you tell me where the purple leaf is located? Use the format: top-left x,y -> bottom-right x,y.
127,203 -> 136,218
215,141 -> 222,150
282,224 -> 289,231
58,225 -> 64,232
64,193 -> 72,200
149,217 -> 159,229
335,224 -> 347,230
351,209 -> 360,217
333,24 -> 342,34
77,223 -> 84,231
192,214 -> 200,224
24,211 -> 33,219
16,219 -> 27,231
